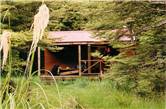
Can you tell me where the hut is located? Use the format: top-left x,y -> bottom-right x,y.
39,31 -> 110,80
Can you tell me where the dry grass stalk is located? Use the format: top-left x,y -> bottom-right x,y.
25,4 -> 49,75
0,30 -> 11,69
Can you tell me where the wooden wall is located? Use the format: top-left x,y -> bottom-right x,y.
44,49 -> 70,75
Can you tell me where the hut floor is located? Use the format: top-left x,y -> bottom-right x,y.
40,74 -> 103,81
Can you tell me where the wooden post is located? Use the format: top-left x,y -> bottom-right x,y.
100,60 -> 102,76
38,47 -> 41,76
88,44 -> 91,74
78,45 -> 81,76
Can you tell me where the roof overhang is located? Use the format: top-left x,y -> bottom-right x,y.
51,41 -> 109,45
48,31 -> 109,45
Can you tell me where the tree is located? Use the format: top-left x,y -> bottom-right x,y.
106,1 -> 166,96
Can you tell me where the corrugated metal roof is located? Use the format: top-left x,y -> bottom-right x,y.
48,31 -> 107,44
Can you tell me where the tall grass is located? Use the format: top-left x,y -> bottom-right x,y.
47,78 -> 165,109
1,77 -> 164,109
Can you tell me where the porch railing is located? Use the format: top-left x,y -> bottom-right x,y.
80,59 -> 103,76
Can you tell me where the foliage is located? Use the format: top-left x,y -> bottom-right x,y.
1,50 -> 26,76
1,77 -> 165,109
0,1 -> 165,97
105,2 -> 166,97
1,31 -> 59,75
0,1 -> 129,31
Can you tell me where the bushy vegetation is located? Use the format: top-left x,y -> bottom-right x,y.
1,77 -> 165,109
104,2 -> 166,97
0,1 -> 165,108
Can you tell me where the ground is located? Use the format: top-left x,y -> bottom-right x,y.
3,76 -> 163,109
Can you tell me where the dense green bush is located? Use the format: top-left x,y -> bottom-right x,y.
0,1 -> 120,31
0,1 -> 165,97
106,2 -> 166,97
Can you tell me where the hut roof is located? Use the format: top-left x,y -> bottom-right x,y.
48,31 -> 108,45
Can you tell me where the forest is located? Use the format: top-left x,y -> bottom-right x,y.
0,0 -> 165,109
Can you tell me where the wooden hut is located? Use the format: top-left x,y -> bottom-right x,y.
39,31 -> 110,80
